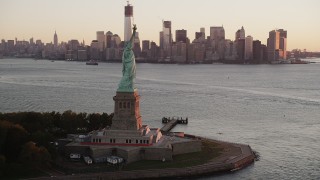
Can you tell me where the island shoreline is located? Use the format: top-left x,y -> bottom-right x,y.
33,136 -> 255,180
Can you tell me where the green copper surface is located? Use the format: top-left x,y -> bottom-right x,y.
117,25 -> 137,92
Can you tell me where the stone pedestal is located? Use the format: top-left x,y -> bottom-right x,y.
111,90 -> 142,130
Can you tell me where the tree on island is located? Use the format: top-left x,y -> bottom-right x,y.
0,110 -> 113,178
19,141 -> 51,167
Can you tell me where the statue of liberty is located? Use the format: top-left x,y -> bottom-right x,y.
117,24 -> 137,92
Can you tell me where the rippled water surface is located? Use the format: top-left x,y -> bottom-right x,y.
1,58 -> 320,179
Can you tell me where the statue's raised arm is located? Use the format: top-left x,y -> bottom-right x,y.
130,24 -> 137,43
117,25 -> 137,92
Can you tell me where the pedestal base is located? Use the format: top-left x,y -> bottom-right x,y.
111,90 -> 142,130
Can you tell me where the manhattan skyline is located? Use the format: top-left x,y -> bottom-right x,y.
1,0 -> 319,51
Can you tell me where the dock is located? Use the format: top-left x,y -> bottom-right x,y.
160,117 -> 188,133
160,119 -> 178,133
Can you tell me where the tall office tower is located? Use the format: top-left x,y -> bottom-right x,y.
261,45 -> 268,62
133,32 -> 141,57
195,32 -> 203,40
35,40 -> 42,46
200,27 -> 205,36
176,29 -> 187,43
267,29 -> 281,61
90,40 -> 100,60
142,40 -> 150,52
7,40 -> 14,52
253,40 -> 262,63
195,28 -> 205,42
224,39 -> 232,58
68,40 -> 80,51
159,31 -> 164,49
150,41 -> 158,59
210,26 -> 225,59
237,39 -> 245,60
124,2 -> 133,42
66,40 -> 80,61
54,31 -> 58,47
245,35 -> 253,60
134,32 -> 140,45
278,29 -> 287,59
235,26 -> 245,60
106,31 -> 113,48
111,34 -> 121,48
163,20 -> 172,56
96,31 -> 105,51
30,37 -> 34,45
210,26 -> 225,41
235,26 -> 245,40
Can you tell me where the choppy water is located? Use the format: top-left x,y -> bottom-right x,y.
1,58 -> 320,179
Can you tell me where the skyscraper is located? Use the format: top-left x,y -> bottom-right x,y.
235,26 -> 245,40
210,26 -> 225,59
105,31 -> 113,48
133,32 -> 141,57
253,40 -> 262,63
159,31 -> 164,49
237,39 -> 245,60
54,31 -> 58,48
194,28 -> 205,42
279,29 -> 287,60
162,21 -> 172,57
96,31 -> 105,52
90,40 -> 100,60
142,40 -> 150,51
30,37 -> 34,45
245,35 -> 253,60
175,29 -> 187,43
200,27 -> 205,36
124,2 -> 133,42
267,29 -> 287,61
111,34 -> 121,48
195,32 -> 203,40
210,26 -> 225,41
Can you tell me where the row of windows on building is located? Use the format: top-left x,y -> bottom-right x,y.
119,101 -> 132,109
93,138 -> 101,143
91,138 -> 114,143
92,138 -> 149,144
126,139 -> 149,144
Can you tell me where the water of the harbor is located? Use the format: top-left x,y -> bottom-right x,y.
0,58 -> 320,180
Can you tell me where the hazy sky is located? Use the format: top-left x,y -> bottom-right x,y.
1,0 -> 319,51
